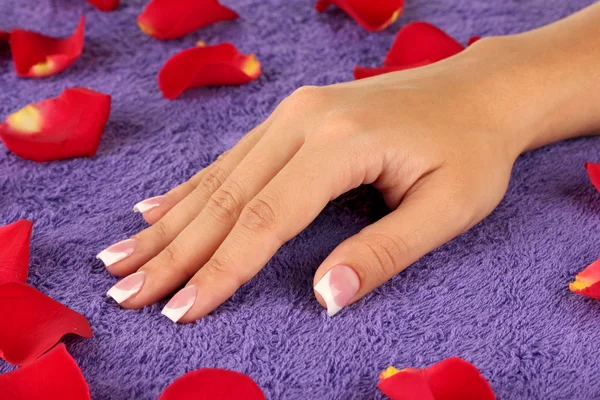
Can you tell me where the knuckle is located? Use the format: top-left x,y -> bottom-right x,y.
206,183 -> 245,223
239,197 -> 278,234
204,257 -> 244,286
198,164 -> 228,196
151,220 -> 171,240
359,232 -> 411,279
286,85 -> 326,108
160,242 -> 183,266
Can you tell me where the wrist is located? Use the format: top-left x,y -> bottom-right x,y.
464,9 -> 600,155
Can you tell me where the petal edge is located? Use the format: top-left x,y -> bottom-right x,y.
0,219 -> 33,285
10,16 -> 85,78
0,282 -> 92,366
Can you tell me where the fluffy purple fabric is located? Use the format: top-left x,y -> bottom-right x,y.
1,0 -> 599,398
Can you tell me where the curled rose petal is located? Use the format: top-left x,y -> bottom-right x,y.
0,219 -> 33,285
10,16 -> 85,78
0,87 -> 111,162
0,282 -> 92,366
138,0 -> 238,40
0,30 -> 9,42
0,344 -> 91,399
158,42 -> 260,99
159,368 -> 265,400
86,0 -> 119,11
378,358 -> 495,400
585,162 -> 600,192
570,259 -> 600,300
315,0 -> 403,32
355,22 -> 480,79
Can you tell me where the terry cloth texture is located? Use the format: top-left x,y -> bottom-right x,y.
1,0 -> 599,398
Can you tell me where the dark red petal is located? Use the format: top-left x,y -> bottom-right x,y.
424,357 -> 495,400
0,282 -> 92,366
159,368 -> 265,400
354,60 -> 431,79
0,344 -> 91,399
384,22 -> 465,67
585,162 -> 600,192
0,30 -> 9,42
86,0 -> 119,11
10,16 -> 85,78
0,219 -> 33,285
315,0 -> 404,32
137,0 -> 238,40
0,87 -> 111,162
158,43 -> 260,99
467,36 -> 481,46
378,369 -> 436,400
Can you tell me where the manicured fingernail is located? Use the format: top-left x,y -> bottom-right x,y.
106,271 -> 145,304
314,265 -> 360,317
96,238 -> 136,267
133,195 -> 166,213
161,285 -> 197,323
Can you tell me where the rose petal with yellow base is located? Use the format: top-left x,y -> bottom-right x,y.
378,357 -> 495,400
315,0 -> 403,32
158,42 -> 261,100
0,88 -> 111,162
10,16 -> 85,78
570,259 -> 600,300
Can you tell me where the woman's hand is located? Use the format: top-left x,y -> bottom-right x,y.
98,26 -> 597,322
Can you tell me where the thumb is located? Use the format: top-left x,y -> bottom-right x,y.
313,171 -> 476,317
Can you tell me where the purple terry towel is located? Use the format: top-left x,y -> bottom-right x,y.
1,0 -> 599,398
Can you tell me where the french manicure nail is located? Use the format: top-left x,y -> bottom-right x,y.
133,195 -> 167,213
314,265 -> 360,317
96,238 -> 136,267
107,271 -> 145,304
161,285 -> 197,323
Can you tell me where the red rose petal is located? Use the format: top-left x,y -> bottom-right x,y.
378,358 -> 495,400
353,61 -> 430,79
0,30 -> 9,42
315,0 -> 403,32
384,22 -> 464,67
87,0 -> 119,11
0,87 -> 111,162
159,368 -> 265,400
585,162 -> 600,192
158,42 -> 260,99
378,368 -> 435,400
0,219 -> 33,285
424,357 -> 495,400
0,282 -> 92,366
10,16 -> 85,78
0,344 -> 91,399
467,36 -> 481,46
355,22 -> 480,79
138,0 -> 238,40
570,259 -> 600,299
